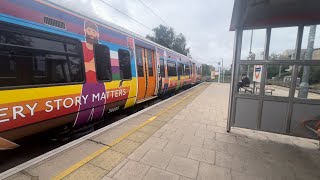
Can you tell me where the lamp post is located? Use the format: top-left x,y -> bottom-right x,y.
211,58 -> 224,83
298,25 -> 316,98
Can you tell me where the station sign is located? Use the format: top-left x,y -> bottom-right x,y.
253,65 -> 262,82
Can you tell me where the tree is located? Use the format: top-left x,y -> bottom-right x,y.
146,24 -> 190,56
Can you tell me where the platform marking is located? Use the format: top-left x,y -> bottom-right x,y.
52,84 -> 207,180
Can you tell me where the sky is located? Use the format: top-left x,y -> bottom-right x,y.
50,0 -> 235,68
48,0 -> 320,68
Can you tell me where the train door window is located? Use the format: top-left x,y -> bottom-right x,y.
147,49 -> 153,76
160,58 -> 165,77
135,46 -> 144,77
118,49 -> 132,80
0,24 -> 84,88
182,64 -> 185,75
167,60 -> 177,77
94,44 -> 111,81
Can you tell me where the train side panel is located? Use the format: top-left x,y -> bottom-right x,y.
0,0 -> 198,148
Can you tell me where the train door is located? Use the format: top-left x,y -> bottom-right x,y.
135,46 -> 156,101
145,48 -> 156,97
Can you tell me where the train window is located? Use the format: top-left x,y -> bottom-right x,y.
94,44 -> 111,81
6,33 -> 65,52
160,58 -> 165,77
182,64 -> 185,75
118,49 -> 132,80
185,65 -> 190,76
147,49 -> 153,76
0,34 -> 5,43
67,44 -> 80,53
178,63 -> 184,76
0,25 -> 84,88
167,60 -> 177,77
135,46 -> 144,77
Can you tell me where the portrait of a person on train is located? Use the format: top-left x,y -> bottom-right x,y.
74,20 -> 106,126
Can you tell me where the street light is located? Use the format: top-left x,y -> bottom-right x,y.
298,25 -> 317,98
210,58 -> 224,83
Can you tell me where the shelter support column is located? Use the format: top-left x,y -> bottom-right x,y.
227,29 -> 242,132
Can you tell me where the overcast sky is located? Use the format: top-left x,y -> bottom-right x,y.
50,0 -> 320,67
54,0 -> 235,68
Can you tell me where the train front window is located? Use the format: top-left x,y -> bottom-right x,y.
118,49 -> 132,80
0,23 -> 84,88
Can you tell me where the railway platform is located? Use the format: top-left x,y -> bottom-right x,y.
2,82 -> 320,180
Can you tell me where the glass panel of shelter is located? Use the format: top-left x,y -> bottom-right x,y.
238,64 -> 262,95
241,29 -> 266,60
238,25 -> 320,99
294,25 -> 320,99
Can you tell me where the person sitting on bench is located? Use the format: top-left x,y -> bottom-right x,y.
237,74 -> 250,92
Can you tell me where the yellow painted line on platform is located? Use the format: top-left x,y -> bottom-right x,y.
52,145 -> 110,180
52,84 -> 206,180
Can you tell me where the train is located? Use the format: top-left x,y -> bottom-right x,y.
0,0 -> 204,150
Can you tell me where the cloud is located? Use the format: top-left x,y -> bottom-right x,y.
52,0 -> 235,67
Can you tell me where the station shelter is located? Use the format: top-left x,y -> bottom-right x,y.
227,0 -> 320,141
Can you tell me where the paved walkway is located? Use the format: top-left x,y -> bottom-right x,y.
5,83 -> 320,180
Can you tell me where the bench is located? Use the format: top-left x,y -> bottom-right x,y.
256,86 -> 275,95
240,85 -> 254,94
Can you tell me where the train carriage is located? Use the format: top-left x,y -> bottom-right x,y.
0,0 -> 202,150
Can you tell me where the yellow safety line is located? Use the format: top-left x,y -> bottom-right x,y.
52,84 -> 206,180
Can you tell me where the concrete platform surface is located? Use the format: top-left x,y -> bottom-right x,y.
3,82 -> 320,180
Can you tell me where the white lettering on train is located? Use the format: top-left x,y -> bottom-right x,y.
12,106 -> 25,119
0,88 -> 128,123
26,103 -> 37,116
0,108 -> 9,122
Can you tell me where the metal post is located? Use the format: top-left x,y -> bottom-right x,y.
286,25 -> 303,133
218,65 -> 221,84
227,29 -> 243,132
298,25 -> 316,98
256,28 -> 271,129
222,58 -> 224,83
247,30 -> 254,77
279,65 -> 282,78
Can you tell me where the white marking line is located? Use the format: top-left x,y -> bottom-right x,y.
0,83 -> 203,179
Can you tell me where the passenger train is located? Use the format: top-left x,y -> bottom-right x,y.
0,0 -> 203,150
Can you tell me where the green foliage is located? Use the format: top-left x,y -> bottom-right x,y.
146,24 -> 190,56
266,65 -> 290,79
310,66 -> 320,84
299,66 -> 320,84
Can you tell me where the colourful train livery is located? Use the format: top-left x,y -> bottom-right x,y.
0,0 -> 203,150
